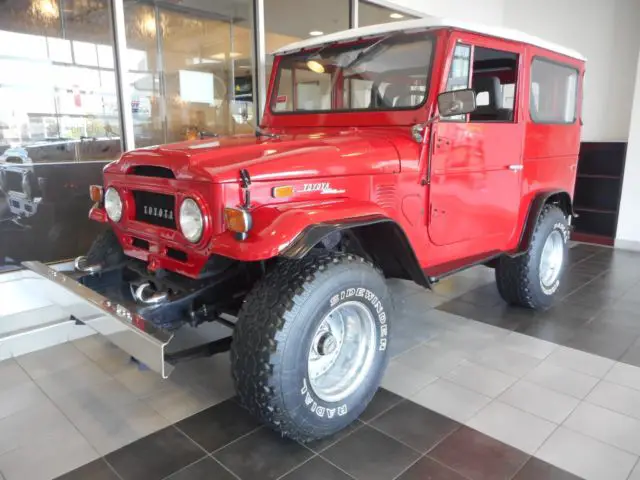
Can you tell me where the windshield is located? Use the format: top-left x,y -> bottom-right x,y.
271,33 -> 435,114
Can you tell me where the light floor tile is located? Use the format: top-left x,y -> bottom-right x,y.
144,383 -> 217,423
606,362 -> 640,391
395,344 -> 466,377
0,360 -> 31,390
57,397 -> 169,455
586,381 -> 640,421
114,365 -> 168,397
498,380 -> 580,424
443,360 -> 517,398
0,402 -> 77,456
564,402 -> 640,456
0,428 -> 98,480
546,346 -> 615,378
15,343 -> 87,379
411,378 -> 491,423
525,362 -> 599,399
472,345 -> 542,378
502,332 -> 559,360
536,426 -> 637,480
380,360 -> 438,398
35,361 -> 112,399
0,382 -> 49,421
466,401 -> 556,454
628,461 -> 640,480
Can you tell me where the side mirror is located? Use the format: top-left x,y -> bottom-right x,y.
230,101 -> 253,124
437,89 -> 477,118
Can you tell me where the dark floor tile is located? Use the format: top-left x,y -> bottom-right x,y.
437,300 -> 529,330
359,388 -> 403,422
281,456 -> 353,480
55,459 -> 119,480
429,427 -> 529,480
514,319 -> 579,345
323,425 -> 420,480
565,327 -> 638,360
397,456 -> 466,480
214,427 -> 313,480
455,284 -> 503,308
535,301 -> 598,328
563,290 -> 616,310
105,426 -> 205,480
591,307 -> 640,333
620,337 -> 640,367
370,400 -> 460,453
307,420 -> 364,453
175,398 -> 260,452
512,457 -> 582,480
165,456 -> 235,480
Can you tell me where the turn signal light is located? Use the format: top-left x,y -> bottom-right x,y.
89,185 -> 103,203
224,207 -> 252,233
272,185 -> 294,198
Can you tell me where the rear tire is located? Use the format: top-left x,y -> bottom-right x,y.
495,205 -> 569,310
231,252 -> 390,442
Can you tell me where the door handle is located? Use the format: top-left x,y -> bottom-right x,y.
508,165 -> 523,172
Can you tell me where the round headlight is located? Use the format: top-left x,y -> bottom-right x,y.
104,187 -> 123,222
180,198 -> 204,243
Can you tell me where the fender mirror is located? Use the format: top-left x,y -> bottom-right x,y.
437,89 -> 477,117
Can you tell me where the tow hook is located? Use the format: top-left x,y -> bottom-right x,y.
132,282 -> 169,305
74,255 -> 103,274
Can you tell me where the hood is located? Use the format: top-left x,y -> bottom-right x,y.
113,130 -> 401,183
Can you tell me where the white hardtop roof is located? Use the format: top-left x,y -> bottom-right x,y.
273,17 -> 586,61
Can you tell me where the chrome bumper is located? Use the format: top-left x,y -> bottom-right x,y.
21,261 -> 175,378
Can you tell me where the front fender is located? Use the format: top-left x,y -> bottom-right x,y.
210,199 -> 390,262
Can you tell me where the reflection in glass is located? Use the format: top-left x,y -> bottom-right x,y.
264,0 -> 349,85
358,1 -> 417,27
122,0 -> 253,147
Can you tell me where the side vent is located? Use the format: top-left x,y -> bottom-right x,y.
374,184 -> 396,210
128,165 -> 175,179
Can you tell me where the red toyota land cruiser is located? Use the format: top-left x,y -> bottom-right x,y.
24,18 -> 585,442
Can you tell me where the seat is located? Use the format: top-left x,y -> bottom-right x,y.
470,76 -> 513,122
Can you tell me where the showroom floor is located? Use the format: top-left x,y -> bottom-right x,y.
2,244 -> 640,479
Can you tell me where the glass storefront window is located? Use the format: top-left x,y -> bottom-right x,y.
122,0 -> 253,148
264,0 -> 350,84
358,1 -> 418,27
0,0 -> 122,269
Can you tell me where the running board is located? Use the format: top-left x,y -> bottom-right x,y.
21,261 -> 175,378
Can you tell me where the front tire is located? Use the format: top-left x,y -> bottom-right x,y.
495,205 -> 569,310
231,252 -> 390,442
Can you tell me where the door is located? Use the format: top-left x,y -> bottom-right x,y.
428,38 -> 524,248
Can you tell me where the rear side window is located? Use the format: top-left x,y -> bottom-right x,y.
530,58 -> 578,124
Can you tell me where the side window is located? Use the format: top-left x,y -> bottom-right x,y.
470,47 -> 518,123
443,43 -> 471,121
530,58 -> 578,124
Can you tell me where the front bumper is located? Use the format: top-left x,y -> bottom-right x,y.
21,261 -> 175,377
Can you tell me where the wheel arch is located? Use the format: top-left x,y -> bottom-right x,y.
280,217 -> 430,288
516,189 -> 573,254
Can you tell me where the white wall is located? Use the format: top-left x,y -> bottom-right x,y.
385,0 -> 506,25
616,47 -> 640,247
503,0 -> 640,142
390,0 -> 640,142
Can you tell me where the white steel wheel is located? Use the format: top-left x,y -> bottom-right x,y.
308,301 -> 377,403
539,230 -> 565,291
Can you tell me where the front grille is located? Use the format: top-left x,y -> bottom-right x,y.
128,165 -> 175,179
133,191 -> 177,229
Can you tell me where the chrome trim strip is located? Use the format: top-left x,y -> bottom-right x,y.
21,261 -> 175,378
